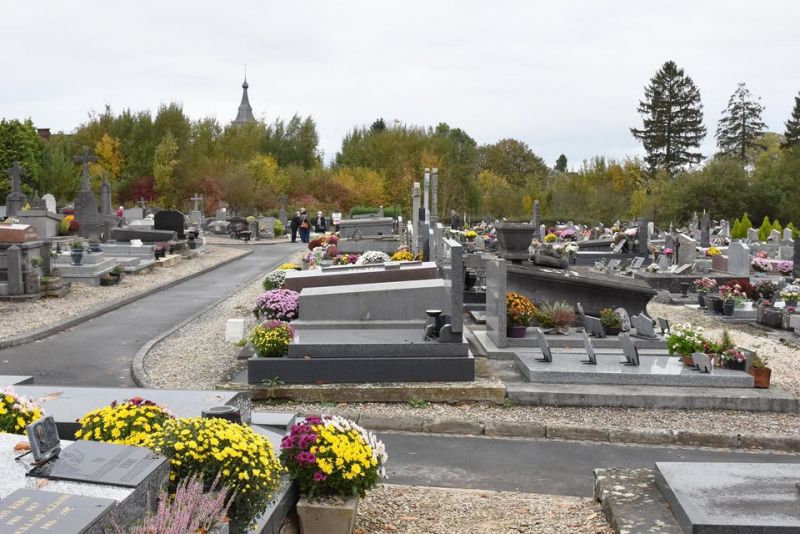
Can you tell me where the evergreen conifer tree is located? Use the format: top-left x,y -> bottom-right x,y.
731,218 -> 742,239
758,215 -> 772,241
783,92 -> 800,148
555,154 -> 568,173
715,83 -> 767,163
787,222 -> 800,239
740,212 -> 753,237
631,61 -> 706,177
772,219 -> 783,233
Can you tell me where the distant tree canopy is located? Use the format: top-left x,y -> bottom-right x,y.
0,119 -> 43,199
631,60 -> 706,176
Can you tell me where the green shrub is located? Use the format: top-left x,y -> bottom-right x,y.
758,215 -> 772,241
772,219 -> 782,233
739,212 -> 753,237
349,205 -> 402,218
274,219 -> 284,236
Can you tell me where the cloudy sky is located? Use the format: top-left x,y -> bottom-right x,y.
2,1 -> 799,169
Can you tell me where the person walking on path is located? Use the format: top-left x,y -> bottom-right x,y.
450,209 -> 463,230
290,210 -> 301,243
314,210 -> 327,233
298,208 -> 311,243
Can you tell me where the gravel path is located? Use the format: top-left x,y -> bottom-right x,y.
355,484 -> 611,534
143,267 -> 265,389
647,302 -> 800,398
0,245 -> 247,342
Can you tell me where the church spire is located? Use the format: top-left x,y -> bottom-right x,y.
233,74 -> 256,125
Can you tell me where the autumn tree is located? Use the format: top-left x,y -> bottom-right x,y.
89,134 -> 125,198
631,61 -> 706,176
715,82 -> 767,164
153,133 -> 180,208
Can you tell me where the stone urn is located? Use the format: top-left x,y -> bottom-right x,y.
494,222 -> 535,262
296,495 -> 359,534
70,249 -> 83,266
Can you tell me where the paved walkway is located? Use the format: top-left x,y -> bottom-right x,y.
381,432 -> 800,496
0,243 -> 298,387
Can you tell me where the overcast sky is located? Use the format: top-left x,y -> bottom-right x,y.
2,1 -> 799,169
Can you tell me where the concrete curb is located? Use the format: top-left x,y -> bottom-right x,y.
289,410 -> 800,453
0,249 -> 253,350
131,251 -> 296,388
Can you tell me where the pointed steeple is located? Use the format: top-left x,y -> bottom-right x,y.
233,76 -> 256,125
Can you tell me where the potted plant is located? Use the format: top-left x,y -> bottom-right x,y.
751,256 -> 773,274
253,289 -> 300,321
69,239 -> 85,265
749,354 -> 771,388
109,264 -> 125,284
692,277 -> 717,308
249,320 -> 295,357
666,323 -> 707,367
154,242 -> 167,259
535,300 -> 576,335
281,415 -> 388,534
719,283 -> 746,316
754,280 -> 777,305
780,284 -> 800,307
599,308 -> 622,335
30,255 -> 44,274
0,387 -> 43,434
88,238 -> 101,253
719,346 -> 748,371
506,292 -> 536,338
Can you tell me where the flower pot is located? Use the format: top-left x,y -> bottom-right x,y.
786,299 -> 798,308
697,294 -> 706,308
88,243 -> 101,253
724,359 -> 746,371
749,367 -> 771,389
682,354 -> 694,367
723,300 -> 735,316
707,296 -> 723,314
506,325 -> 527,338
296,495 -> 359,534
603,326 -> 622,336
494,222 -> 534,261
70,250 -> 83,266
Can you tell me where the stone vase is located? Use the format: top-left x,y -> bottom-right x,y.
506,324 -> 527,338
495,222 -> 534,261
296,495 -> 359,534
70,250 -> 83,266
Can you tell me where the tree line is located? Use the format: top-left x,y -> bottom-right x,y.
1,60 -> 799,228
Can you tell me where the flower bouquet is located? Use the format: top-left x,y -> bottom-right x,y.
543,233 -> 558,244
390,247 -> 414,261
278,262 -> 302,271
506,292 -> 536,330
75,397 -> 174,446
534,300 -> 576,335
781,284 -> 800,306
754,280 -> 778,303
719,347 -> 748,370
692,277 -> 717,294
253,289 -> 300,321
776,260 -> 794,276
303,247 -> 327,268
666,323 -> 707,364
151,417 -> 283,530
355,250 -> 390,265
250,320 -> 295,357
333,253 -> 359,265
719,283 -> 747,304
558,228 -> 576,241
705,247 -> 721,257
751,256 -> 773,273
0,387 -> 43,434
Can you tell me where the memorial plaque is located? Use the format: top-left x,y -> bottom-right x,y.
630,256 -> 645,269
619,333 -> 640,366
0,489 -> 114,534
535,328 -> 553,363
26,415 -> 60,463
585,315 -> 606,338
657,317 -> 671,334
606,259 -> 621,270
28,440 -> 167,488
582,330 -> 597,365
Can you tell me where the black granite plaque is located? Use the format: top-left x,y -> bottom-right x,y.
26,416 -> 60,463
0,489 -> 114,533
27,440 -> 167,488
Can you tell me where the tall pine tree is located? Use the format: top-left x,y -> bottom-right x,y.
715,82 -> 767,163
783,91 -> 800,148
631,61 -> 706,177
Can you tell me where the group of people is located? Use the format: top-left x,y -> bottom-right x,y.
290,208 -> 327,243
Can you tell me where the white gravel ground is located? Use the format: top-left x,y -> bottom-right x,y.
1,245 -> 247,342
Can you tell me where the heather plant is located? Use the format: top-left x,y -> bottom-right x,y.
253,289 -> 299,322
250,321 -> 295,358
262,269 -> 287,291
280,415 -> 387,498
535,301 -> 575,330
119,472 -> 232,534
75,397 -> 174,446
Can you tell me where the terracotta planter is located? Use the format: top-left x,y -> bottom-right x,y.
506,325 -> 527,338
296,495 -> 359,534
749,367 -> 771,388
682,354 -> 694,367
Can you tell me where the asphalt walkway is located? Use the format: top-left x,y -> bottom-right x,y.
1,243 -> 297,387
381,431 -> 800,496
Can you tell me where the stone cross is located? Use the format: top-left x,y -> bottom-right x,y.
73,146 -> 97,191
700,211 -> 710,247
6,161 -> 24,194
138,197 -> 147,209
190,193 -> 204,212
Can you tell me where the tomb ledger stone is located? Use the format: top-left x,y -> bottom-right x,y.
0,489 -> 115,534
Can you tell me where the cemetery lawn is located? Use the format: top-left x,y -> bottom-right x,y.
0,245 -> 247,343
355,484 -> 611,533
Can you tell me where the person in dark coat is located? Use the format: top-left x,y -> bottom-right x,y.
298,208 -> 311,243
314,211 -> 327,233
290,210 -> 301,243
450,209 -> 463,230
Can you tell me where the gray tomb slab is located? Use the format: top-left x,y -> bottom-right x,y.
261,216 -> 275,239
606,259 -> 621,270
534,328 -> 552,363
747,227 -> 758,242
700,212 -> 710,247
632,314 -> 657,339
782,228 -> 793,241
727,241 -> 751,276
630,256 -> 645,269
153,210 -> 185,239
692,352 -> 712,373
581,330 -> 597,365
795,237 -> 800,278
0,489 -> 115,534
769,229 -> 782,242
123,207 -> 143,221
677,234 -> 697,265
28,440 -> 167,488
612,240 -> 625,253
655,462 -> 800,533
615,307 -> 631,331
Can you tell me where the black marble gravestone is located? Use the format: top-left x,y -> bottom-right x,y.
153,210 -> 185,240
0,489 -> 114,534
26,415 -> 60,463
28,440 -> 167,488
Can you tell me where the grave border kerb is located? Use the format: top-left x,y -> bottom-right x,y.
131,251 -> 297,389
0,249 -> 254,350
